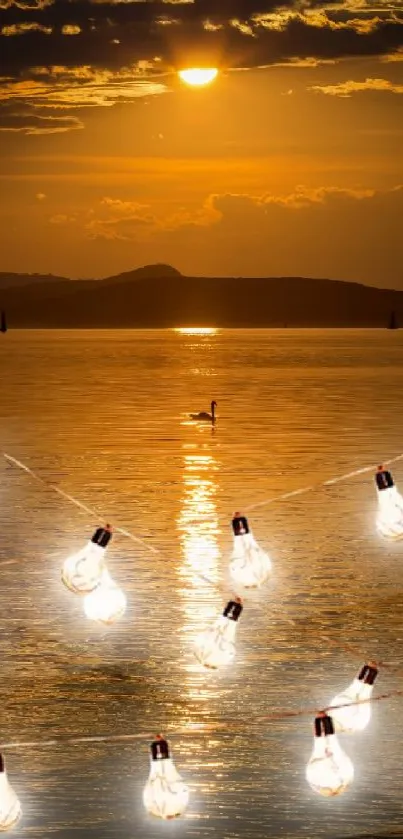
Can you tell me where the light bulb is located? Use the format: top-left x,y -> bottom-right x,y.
62,541 -> 106,594
83,569 -> 126,625
143,735 -> 189,820
229,512 -> 271,588
328,663 -> 378,733
0,755 -> 22,832
230,532 -> 272,588
306,713 -> 354,797
194,598 -> 242,669
376,484 -> 403,540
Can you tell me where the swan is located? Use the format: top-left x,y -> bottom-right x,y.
190,400 -> 217,422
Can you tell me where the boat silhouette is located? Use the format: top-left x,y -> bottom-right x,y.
388,310 -> 398,329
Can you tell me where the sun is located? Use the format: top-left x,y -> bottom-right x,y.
178,68 -> 218,87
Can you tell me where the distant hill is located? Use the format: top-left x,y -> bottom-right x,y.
0,265 -> 402,327
0,272 -> 69,290
99,264 -> 182,285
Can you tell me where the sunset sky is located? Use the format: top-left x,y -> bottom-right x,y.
0,0 -> 402,286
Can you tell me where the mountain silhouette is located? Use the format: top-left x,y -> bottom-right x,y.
0,265 -> 402,327
99,264 -> 182,285
0,271 -> 69,290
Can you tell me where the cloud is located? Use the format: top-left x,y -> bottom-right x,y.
310,76 -> 403,95
0,106 -> 83,132
83,196 -> 158,240
47,193 -> 219,241
155,184 -> 403,285
0,63 -> 167,122
0,0 -> 402,85
0,0 -> 401,137
207,185 -> 379,215
61,24 -> 81,35
0,1 -> 53,8
381,46 -> 403,62
36,191 -> 46,199
1,21 -> 52,34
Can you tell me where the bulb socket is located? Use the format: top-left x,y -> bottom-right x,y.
314,713 -> 335,737
232,516 -> 249,536
151,738 -> 170,761
223,600 -> 243,622
358,664 -> 378,685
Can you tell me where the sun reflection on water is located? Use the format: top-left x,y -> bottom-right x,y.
177,450 -> 220,606
173,328 -> 218,336
176,446 -> 223,710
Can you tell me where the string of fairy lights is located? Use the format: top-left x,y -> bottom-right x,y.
1,448 -> 403,826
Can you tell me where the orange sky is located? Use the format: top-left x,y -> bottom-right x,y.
0,2 -> 402,286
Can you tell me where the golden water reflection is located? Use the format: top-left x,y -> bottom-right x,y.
176,446 -> 222,709
173,328 -> 218,336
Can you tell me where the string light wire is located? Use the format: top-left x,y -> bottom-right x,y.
2,687 -> 403,753
3,453 -> 160,556
244,452 -> 403,512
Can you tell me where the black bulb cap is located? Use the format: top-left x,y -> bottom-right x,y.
358,664 -> 378,685
314,714 -> 335,737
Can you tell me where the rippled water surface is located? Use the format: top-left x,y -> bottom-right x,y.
1,328 -> 403,839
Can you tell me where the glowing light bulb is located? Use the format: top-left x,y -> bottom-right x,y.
83,569 -> 126,625
229,511 -> 271,588
62,541 -> 106,594
230,533 -> 271,589
376,482 -> 403,540
194,598 -> 242,669
306,713 -> 354,797
328,663 -> 378,733
143,735 -> 189,820
0,755 -> 22,832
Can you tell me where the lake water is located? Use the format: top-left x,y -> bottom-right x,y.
0,328 -> 403,839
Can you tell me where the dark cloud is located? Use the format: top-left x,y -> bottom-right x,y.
0,0 -> 402,119
0,102 -> 83,132
0,0 -> 402,75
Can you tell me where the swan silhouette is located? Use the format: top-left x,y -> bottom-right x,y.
190,400 -> 217,423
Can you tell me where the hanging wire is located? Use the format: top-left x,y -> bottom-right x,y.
258,687 -> 403,721
3,452 -> 161,557
244,451 -> 403,512
2,687 -> 403,753
316,632 -> 403,679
